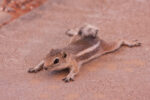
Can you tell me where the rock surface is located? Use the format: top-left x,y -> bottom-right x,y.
0,0 -> 150,100
0,12 -> 11,26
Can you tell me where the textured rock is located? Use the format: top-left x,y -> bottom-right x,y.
0,12 -> 11,26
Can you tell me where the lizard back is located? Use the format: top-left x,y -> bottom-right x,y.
63,36 -> 101,61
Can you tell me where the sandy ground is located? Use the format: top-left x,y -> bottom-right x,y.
0,0 -> 150,100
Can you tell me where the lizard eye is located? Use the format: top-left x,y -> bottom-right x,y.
78,30 -> 82,35
53,58 -> 59,64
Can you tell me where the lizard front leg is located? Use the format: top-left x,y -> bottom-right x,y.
62,59 -> 80,82
28,60 -> 44,73
62,66 -> 80,82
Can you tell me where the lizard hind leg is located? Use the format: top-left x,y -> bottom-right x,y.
65,28 -> 81,44
65,28 -> 79,37
121,39 -> 141,47
101,39 -> 141,55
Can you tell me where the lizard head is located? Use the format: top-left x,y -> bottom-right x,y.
43,49 -> 68,71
